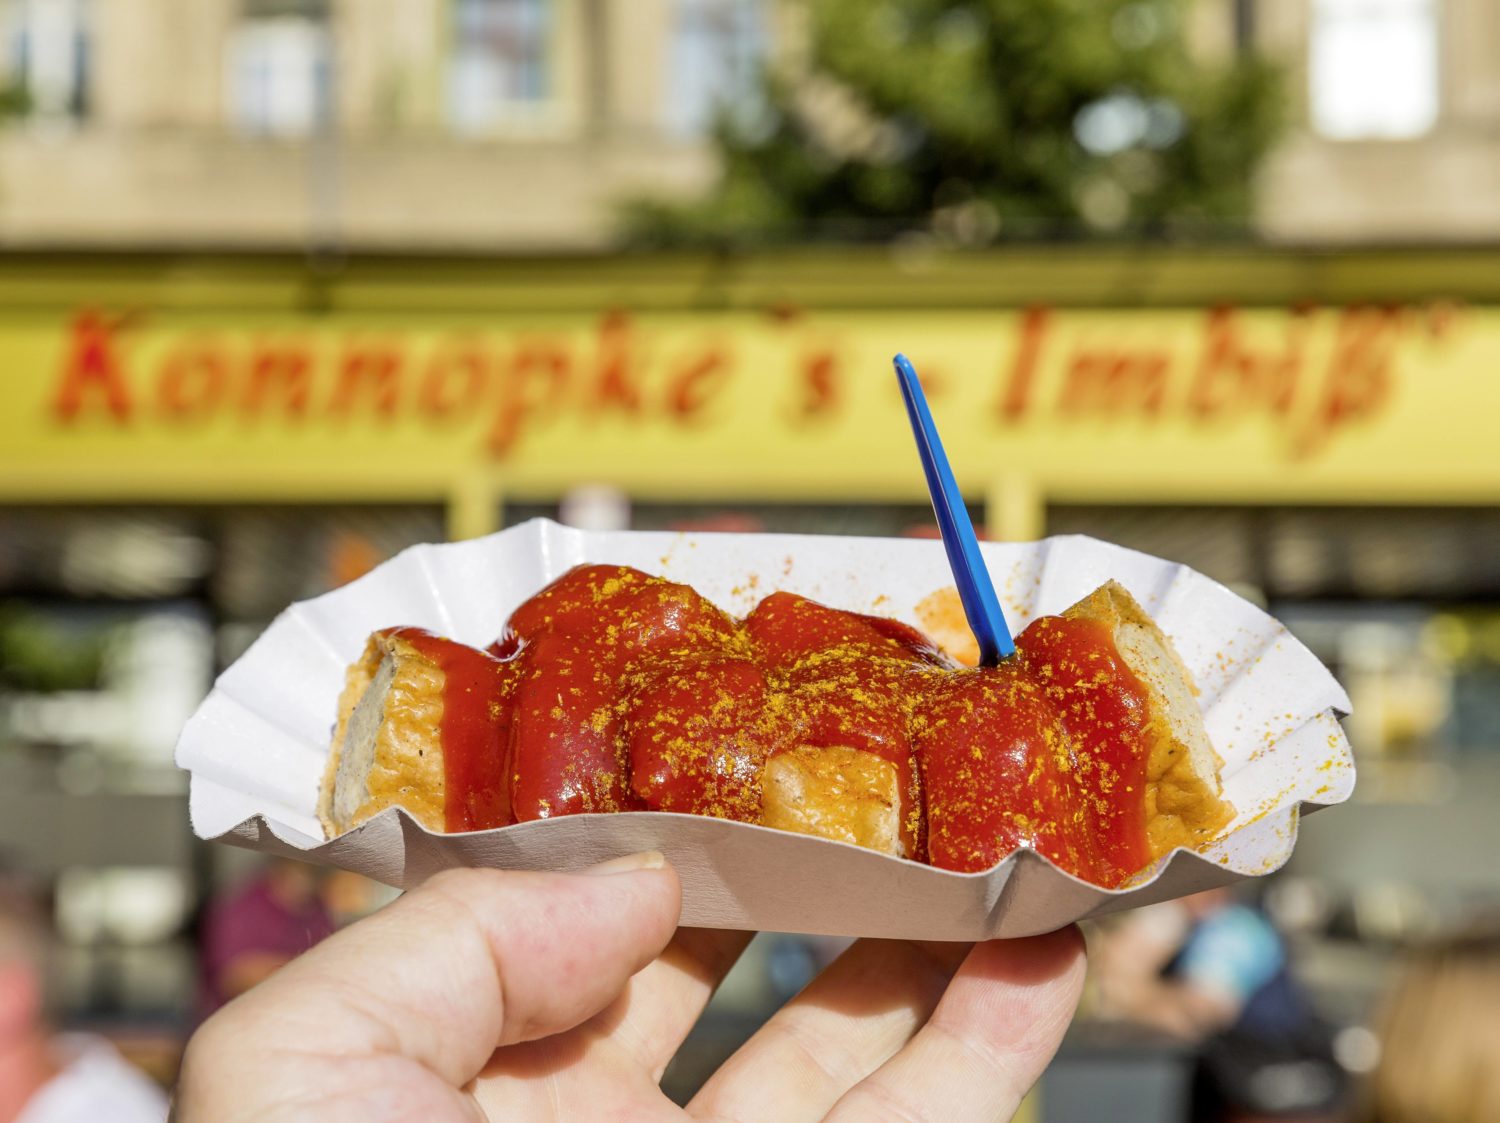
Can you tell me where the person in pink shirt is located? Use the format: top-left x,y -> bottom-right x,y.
196,859 -> 334,1020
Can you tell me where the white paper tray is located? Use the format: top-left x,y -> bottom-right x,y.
176,520 -> 1354,939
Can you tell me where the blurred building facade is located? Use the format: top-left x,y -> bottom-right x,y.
1,3 -> 1499,1117
0,0 -> 754,249
0,0 -> 1496,248
1254,0 -> 1500,242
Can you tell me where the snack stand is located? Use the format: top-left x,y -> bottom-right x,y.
2,245 -> 1498,1114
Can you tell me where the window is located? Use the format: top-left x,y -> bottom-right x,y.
448,0 -> 552,136
1,0 -> 91,122
667,0 -> 766,139
226,5 -> 331,138
1310,0 -> 1439,140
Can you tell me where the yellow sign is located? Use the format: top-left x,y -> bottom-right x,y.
0,300 -> 1493,508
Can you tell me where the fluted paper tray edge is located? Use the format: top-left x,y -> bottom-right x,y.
177,520 -> 1355,940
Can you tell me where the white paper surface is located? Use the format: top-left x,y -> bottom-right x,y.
175,520 -> 1355,939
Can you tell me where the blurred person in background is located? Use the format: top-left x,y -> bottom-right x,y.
195,858 -> 333,1021
1354,925 -> 1500,1123
0,875 -> 165,1123
1091,886 -> 1343,1122
318,868 -> 395,931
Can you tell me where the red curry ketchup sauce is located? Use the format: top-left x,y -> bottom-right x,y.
744,592 -> 949,855
499,565 -> 741,820
626,655 -> 772,818
435,566 -> 1173,887
1016,614 -> 1154,884
915,665 -> 1099,878
914,615 -> 1157,885
379,628 -> 517,833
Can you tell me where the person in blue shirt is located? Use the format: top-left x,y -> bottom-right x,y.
1092,886 -> 1343,1122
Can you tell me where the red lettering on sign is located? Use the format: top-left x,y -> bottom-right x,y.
419,340 -> 490,420
668,349 -> 729,421
242,341 -> 313,419
53,311 -> 133,423
157,340 -> 229,420
593,310 -> 644,414
1425,299 -> 1463,343
488,339 -> 570,456
913,364 -> 947,397
1296,306 -> 1400,456
1188,306 -> 1306,419
795,349 -> 840,419
998,306 -> 1049,421
330,343 -> 403,418
35,300 -> 1438,462
1058,348 -> 1170,417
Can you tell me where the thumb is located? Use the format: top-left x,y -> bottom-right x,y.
187,855 -> 680,1091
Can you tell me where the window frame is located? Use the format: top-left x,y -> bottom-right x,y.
1307,0 -> 1443,143
665,0 -> 770,141
223,10 -> 334,141
445,0 -> 577,140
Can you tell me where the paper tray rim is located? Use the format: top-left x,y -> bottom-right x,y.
194,780 -> 1351,897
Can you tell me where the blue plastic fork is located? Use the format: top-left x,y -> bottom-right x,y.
893,353 -> 1015,664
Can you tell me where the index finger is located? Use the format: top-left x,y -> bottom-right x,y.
194,858 -> 681,1090
824,926 -> 1086,1123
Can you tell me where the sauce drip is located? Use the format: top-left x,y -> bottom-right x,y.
381,628 -> 517,833
1019,615 -> 1153,884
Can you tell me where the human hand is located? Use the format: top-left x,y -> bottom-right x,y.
174,853 -> 1084,1122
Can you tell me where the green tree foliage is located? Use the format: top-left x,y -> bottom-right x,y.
0,82 -> 28,119
627,0 -> 1284,245
0,605 -> 108,693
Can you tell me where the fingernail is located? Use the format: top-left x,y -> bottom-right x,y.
586,850 -> 666,876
